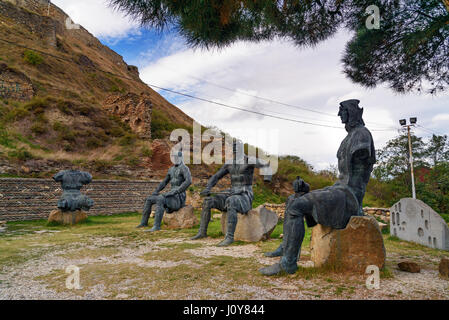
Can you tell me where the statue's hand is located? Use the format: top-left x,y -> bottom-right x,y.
200,189 -> 211,197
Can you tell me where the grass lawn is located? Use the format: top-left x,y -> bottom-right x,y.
0,212 -> 448,300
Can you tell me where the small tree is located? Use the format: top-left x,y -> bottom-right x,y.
23,50 -> 43,66
425,134 -> 449,166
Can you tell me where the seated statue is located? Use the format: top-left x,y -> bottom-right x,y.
191,139 -> 272,247
260,99 -> 376,276
53,169 -> 94,212
137,150 -> 192,232
264,176 -> 310,258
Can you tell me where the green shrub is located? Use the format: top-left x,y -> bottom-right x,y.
23,50 -> 43,66
119,132 -> 137,146
31,122 -> 47,135
92,160 -> 113,172
127,156 -> 140,166
56,100 -> 73,115
0,125 -> 15,148
8,148 -> 33,161
86,137 -> 105,149
141,146 -> 153,157
151,109 -> 192,139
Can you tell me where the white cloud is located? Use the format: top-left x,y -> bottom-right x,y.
432,114 -> 449,123
52,0 -> 139,39
139,31 -> 449,169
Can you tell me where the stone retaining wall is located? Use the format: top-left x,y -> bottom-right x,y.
0,178 -> 160,221
263,203 -> 391,223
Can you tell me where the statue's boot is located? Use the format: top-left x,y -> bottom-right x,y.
137,200 -> 152,228
217,211 -> 237,247
145,206 -> 163,232
264,243 -> 284,257
191,206 -> 211,240
259,263 -> 291,276
136,211 -> 150,228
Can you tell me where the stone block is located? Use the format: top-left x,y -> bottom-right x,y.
162,205 -> 197,229
398,261 -> 421,273
310,216 -> 386,273
390,198 -> 449,251
440,258 -> 449,279
48,209 -> 88,225
221,205 -> 278,242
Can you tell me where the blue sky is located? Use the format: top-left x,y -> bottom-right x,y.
53,0 -> 449,170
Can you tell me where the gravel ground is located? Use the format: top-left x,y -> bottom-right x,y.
0,231 -> 448,300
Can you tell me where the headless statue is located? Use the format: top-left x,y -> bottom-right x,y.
191,140 -> 272,247
137,150 -> 192,232
260,99 -> 376,276
53,169 -> 94,212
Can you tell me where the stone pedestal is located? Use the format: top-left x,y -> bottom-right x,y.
440,258 -> 449,279
310,216 -> 386,273
162,205 -> 197,229
221,205 -> 278,242
48,209 -> 88,225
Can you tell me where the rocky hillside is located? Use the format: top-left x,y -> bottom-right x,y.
0,0 -> 198,179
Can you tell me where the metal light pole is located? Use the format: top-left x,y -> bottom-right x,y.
399,118 -> 417,199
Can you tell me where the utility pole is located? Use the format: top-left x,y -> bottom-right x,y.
399,118 -> 417,199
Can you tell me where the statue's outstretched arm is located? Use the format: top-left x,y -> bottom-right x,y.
254,157 -> 273,182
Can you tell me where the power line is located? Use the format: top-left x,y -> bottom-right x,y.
0,37 -> 398,132
148,83 -> 397,131
416,125 -> 447,136
159,64 -> 399,129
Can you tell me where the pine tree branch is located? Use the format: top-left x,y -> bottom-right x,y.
443,0 -> 449,13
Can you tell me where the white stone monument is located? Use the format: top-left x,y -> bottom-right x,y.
390,198 -> 449,251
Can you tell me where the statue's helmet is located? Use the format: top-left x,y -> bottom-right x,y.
339,99 -> 365,127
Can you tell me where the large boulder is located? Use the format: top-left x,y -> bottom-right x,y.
310,216 -> 386,273
48,210 -> 88,225
398,261 -> 421,273
221,205 -> 278,242
440,258 -> 449,279
162,205 -> 197,229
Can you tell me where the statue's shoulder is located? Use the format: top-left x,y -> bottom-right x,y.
352,126 -> 374,142
181,163 -> 191,173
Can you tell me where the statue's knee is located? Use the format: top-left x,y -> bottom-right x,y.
203,197 -> 215,209
155,196 -> 165,205
226,196 -> 240,208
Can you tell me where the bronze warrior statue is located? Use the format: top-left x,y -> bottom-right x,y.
260,99 -> 376,276
53,169 -> 94,212
191,140 -> 272,247
137,150 -> 192,232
